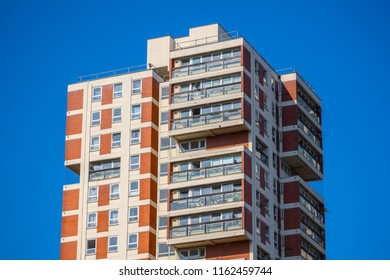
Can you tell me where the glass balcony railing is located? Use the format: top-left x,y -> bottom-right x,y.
171,163 -> 242,183
297,95 -> 321,125
171,109 -> 241,130
255,151 -> 269,166
298,145 -> 322,172
171,190 -> 242,211
299,196 -> 324,223
297,120 -> 321,148
300,222 -> 325,248
172,56 -> 241,78
170,219 -> 242,238
89,167 -> 120,181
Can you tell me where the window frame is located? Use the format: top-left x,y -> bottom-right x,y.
110,183 -> 120,200
90,136 -> 100,151
113,83 -> 122,98
130,129 -> 140,145
161,111 -> 169,125
88,187 -> 98,203
91,111 -> 101,126
112,107 -> 122,123
129,180 -> 140,196
108,236 -> 118,253
92,87 -> 102,102
87,212 -> 97,228
128,207 -> 139,223
111,132 -> 121,148
128,233 -> 138,250
131,104 -> 141,119
161,87 -> 169,100
86,239 -> 96,255
132,80 -> 142,95
130,155 -> 140,170
109,209 -> 119,226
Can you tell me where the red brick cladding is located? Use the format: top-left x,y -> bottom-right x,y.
282,131 -> 298,152
206,131 -> 248,150
283,181 -> 300,204
67,90 -> 83,111
60,241 -> 77,260
284,208 -> 300,230
62,189 -> 79,211
284,234 -> 301,257
206,241 -> 250,260
102,85 -> 113,105
282,80 -> 297,102
282,106 -> 298,127
65,139 -> 81,160
242,46 -> 251,73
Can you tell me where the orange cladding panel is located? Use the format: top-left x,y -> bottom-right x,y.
67,90 -> 83,111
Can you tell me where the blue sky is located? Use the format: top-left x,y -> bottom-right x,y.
0,0 -> 389,260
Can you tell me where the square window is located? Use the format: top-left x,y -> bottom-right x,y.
110,184 -> 119,199
132,80 -> 142,94
88,187 -> 98,203
91,111 -> 101,126
92,87 -> 101,102
90,136 -> 100,151
130,155 -> 140,170
112,107 -> 122,123
87,212 -> 97,228
161,112 -> 168,125
161,87 -> 169,100
112,132 -> 121,148
129,181 -> 139,196
131,105 -> 141,119
129,207 -> 138,223
108,236 -> 118,252
86,239 -> 96,255
113,83 -> 122,98
109,210 -> 119,225
130,129 -> 140,144
128,233 -> 138,250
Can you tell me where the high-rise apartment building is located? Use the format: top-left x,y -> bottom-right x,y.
61,24 -> 325,260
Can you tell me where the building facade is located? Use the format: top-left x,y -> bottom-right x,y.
61,24 -> 325,260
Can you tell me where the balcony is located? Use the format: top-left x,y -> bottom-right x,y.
169,108 -> 248,141
300,221 -> 325,248
297,95 -> 321,127
171,162 -> 242,183
171,82 -> 241,104
172,56 -> 241,78
89,159 -> 120,181
297,119 -> 321,149
299,194 -> 324,223
298,145 -> 322,173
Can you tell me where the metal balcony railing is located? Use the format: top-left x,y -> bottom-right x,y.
298,145 -> 322,172
175,31 -> 241,50
299,196 -> 324,223
89,167 -> 120,181
172,82 -> 241,103
298,120 -> 321,148
171,108 -> 241,130
300,222 -> 325,248
297,95 -> 321,125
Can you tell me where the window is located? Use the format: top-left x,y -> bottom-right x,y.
271,78 -> 276,93
179,248 -> 205,260
131,105 -> 141,119
159,216 -> 167,230
91,111 -> 101,126
273,152 -> 277,169
265,199 -> 269,216
255,163 -> 260,180
87,212 -> 97,228
161,111 -> 168,125
90,136 -> 100,151
132,80 -> 142,94
88,187 -> 98,202
158,243 -> 175,257
264,94 -> 268,111
130,155 -> 140,170
112,107 -> 122,123
272,127 -> 276,144
263,69 -> 267,85
129,180 -> 139,196
112,132 -> 121,148
89,159 -> 120,181
109,210 -> 119,225
274,205 -> 278,221
256,190 -> 260,207
86,239 -> 96,255
257,247 -> 270,260
265,225 -> 270,243
110,183 -> 119,199
265,170 -> 269,189
272,102 -> 276,118
128,233 -> 138,250
128,207 -> 138,223
161,87 -> 169,100
179,139 -> 206,152
130,129 -> 140,144
108,236 -> 118,252
92,87 -> 102,102
159,189 -> 168,203
273,178 -> 278,195
160,137 -> 176,150
113,83 -> 122,98
274,232 -> 278,249
160,163 -> 168,176
263,118 -> 268,136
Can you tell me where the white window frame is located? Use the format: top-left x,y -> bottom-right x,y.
112,107 -> 122,123
130,129 -> 140,145
130,155 -> 140,170
131,105 -> 141,119
132,80 -> 142,94
86,239 -> 96,255
161,86 -> 169,100
128,207 -> 139,223
179,139 -> 206,152
129,180 -> 140,196
91,111 -> 101,126
108,236 -> 118,253
128,233 -> 138,250
87,212 -> 97,228
90,136 -> 100,151
113,83 -> 122,98
160,137 -> 176,151
92,87 -> 102,102
110,183 -> 119,200
111,132 -> 121,148
88,187 -> 98,203
109,209 -> 119,225
161,111 -> 169,125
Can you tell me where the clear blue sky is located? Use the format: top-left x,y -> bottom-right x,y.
0,0 -> 389,260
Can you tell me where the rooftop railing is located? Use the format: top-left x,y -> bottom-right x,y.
175,31 -> 241,50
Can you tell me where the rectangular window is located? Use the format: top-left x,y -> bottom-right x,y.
92,87 -> 102,102
129,180 -> 139,196
111,132 -> 121,148
130,155 -> 140,170
109,210 -> 119,225
178,248 -> 205,260
274,232 -> 278,249
87,212 -> 97,228
161,87 -> 169,100
159,189 -> 168,203
273,178 -> 278,195
264,94 -> 268,111
131,105 -> 141,119
179,139 -> 206,152
161,111 -> 168,125
91,111 -> 101,126
90,136 -> 100,151
265,170 -> 269,189
112,107 -> 122,123
88,187 -> 98,203
273,153 -> 277,169
130,129 -> 140,144
132,80 -> 142,94
256,190 -> 260,207
128,233 -> 138,250
158,243 -> 175,257
113,83 -> 122,98
129,207 -> 138,223
86,239 -> 96,255
256,218 -> 260,234
110,183 -> 119,199
274,205 -> 278,221
108,236 -> 118,252
265,225 -> 270,243
272,102 -> 276,118
265,199 -> 269,216
272,127 -> 276,144
255,163 -> 260,180
160,163 -> 168,176
159,216 -> 167,230
160,137 -> 176,150
89,159 -> 120,181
